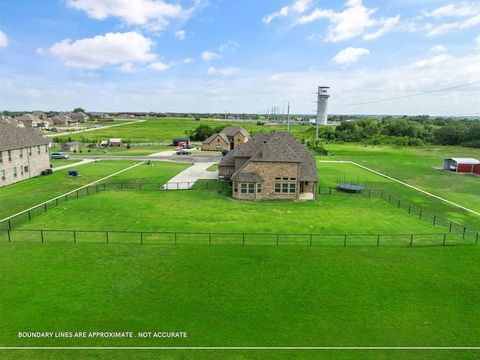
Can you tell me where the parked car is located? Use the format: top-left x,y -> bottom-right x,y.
51,152 -> 69,159
176,149 -> 192,155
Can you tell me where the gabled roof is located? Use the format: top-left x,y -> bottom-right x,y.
446,158 -> 480,165
229,132 -> 317,182
218,148 -> 237,167
15,114 -> 39,122
0,123 -> 51,151
220,126 -> 250,138
231,172 -> 264,183
203,132 -> 229,144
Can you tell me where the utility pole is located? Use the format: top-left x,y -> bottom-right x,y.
287,102 -> 290,131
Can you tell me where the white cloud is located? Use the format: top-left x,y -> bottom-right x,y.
207,66 -> 239,75
183,57 -> 194,64
66,0 -> 192,31
296,0 -> 400,43
118,62 -> 137,73
332,47 -> 370,64
430,45 -> 447,53
476,35 -> 480,48
49,32 -> 156,69
175,30 -> 186,40
411,54 -> 454,69
0,30 -> 8,48
363,15 -> 400,41
263,0 -> 312,24
201,50 -> 221,61
425,14 -> 480,36
424,3 -> 480,19
149,61 -> 169,71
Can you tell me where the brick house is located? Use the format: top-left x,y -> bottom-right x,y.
0,123 -> 51,187
201,126 -> 250,151
219,132 -> 317,200
201,133 -> 230,151
62,142 -> 81,152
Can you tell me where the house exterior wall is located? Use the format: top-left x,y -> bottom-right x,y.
232,133 -> 248,148
474,164 -> 480,175
457,163 -> 476,173
0,145 -> 50,187
232,161 -> 300,200
202,135 -> 229,151
218,165 -> 235,179
62,143 -> 80,152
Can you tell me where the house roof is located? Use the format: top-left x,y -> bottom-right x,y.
446,158 -> 480,165
109,138 -> 122,142
218,148 -> 237,167
15,114 -> 39,122
203,132 -> 229,144
231,172 -> 264,183
0,123 -> 51,151
229,132 -> 317,182
220,126 -> 250,138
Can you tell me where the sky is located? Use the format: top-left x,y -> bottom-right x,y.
0,0 -> 479,116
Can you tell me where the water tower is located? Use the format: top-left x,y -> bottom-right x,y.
316,86 -> 330,142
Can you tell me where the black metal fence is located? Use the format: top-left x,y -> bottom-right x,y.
317,186 -> 479,240
0,229 -> 478,247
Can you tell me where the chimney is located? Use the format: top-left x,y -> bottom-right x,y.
262,140 -> 268,159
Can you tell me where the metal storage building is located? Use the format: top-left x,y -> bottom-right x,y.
443,158 -> 480,174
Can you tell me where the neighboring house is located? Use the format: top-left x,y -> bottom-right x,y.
0,116 -> 19,127
0,123 -> 51,187
50,114 -> 72,126
32,111 -> 47,120
118,113 -> 135,118
201,133 -> 230,151
443,158 -> 480,175
201,126 -> 250,151
100,140 -> 109,147
68,112 -> 89,123
218,132 -> 318,201
15,114 -> 41,128
62,142 -> 81,152
109,138 -> 123,147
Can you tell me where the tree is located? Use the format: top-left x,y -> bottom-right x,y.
73,107 -> 85,113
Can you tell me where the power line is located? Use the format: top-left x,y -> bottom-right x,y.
338,80 -> 480,107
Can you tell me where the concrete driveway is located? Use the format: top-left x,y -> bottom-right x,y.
164,162 -> 218,190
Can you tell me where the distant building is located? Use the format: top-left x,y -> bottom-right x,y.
62,142 -> 81,152
443,158 -> 480,175
108,138 -> 123,147
201,126 -> 250,151
50,114 -> 72,126
15,114 -> 41,128
218,132 -> 317,201
172,138 -> 191,148
32,111 -> 47,120
68,112 -> 89,123
0,123 -> 51,187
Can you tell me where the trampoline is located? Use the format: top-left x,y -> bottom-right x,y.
337,183 -> 365,194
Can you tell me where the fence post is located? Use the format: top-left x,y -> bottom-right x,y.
463,227 -> 466,239
44,203 -> 47,213
106,231 -> 109,244
40,230 -> 44,243
65,194 -> 68,202
276,234 -> 279,246
377,234 -> 380,247
419,210 -> 423,219
329,187 -> 332,195
309,234 -> 313,247
140,232 -> 143,245
443,234 -> 446,246
388,194 -> 392,203
410,234 -> 413,247
28,210 -> 31,221
344,234 -> 347,247
408,205 -> 411,214
381,189 -> 384,198
96,185 -> 99,193
209,233 -> 211,246
103,183 -> 106,191
476,233 -> 479,245
87,187 -> 89,196
449,222 -> 453,233
206,181 -> 209,189
7,229 -> 11,242
368,189 -> 371,197
76,190 -> 79,199
433,216 -> 436,226
56,198 -> 59,206
397,200 -> 401,208
73,231 -> 76,244
174,232 -> 177,245
242,233 -> 245,246
8,219 -> 11,230
121,183 -> 123,190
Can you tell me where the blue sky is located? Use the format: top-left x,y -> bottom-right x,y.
0,0 -> 479,115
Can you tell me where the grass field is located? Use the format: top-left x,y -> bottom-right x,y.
57,117 -> 311,143
50,158 -> 82,168
1,244 -> 480,360
327,144 -> 480,214
50,144 -> 172,156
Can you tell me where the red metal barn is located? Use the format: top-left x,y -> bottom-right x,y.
172,138 -> 191,148
443,158 -> 480,174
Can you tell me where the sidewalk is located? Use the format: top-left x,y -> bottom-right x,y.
52,159 -> 96,172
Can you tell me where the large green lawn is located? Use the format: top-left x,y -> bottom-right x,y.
1,244 -> 480,360
57,117 -> 311,143
327,144 -> 480,214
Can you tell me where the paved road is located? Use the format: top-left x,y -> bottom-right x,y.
164,162 -> 218,190
69,154 -> 223,163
